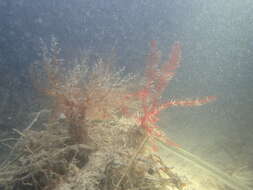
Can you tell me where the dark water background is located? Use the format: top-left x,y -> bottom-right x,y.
0,0 -> 253,173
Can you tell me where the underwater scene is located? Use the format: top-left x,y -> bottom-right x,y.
0,0 -> 253,190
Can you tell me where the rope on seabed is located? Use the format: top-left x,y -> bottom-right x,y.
155,137 -> 252,190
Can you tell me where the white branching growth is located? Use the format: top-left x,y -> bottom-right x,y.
29,39 -> 138,145
36,47 -> 135,123
59,60 -> 133,122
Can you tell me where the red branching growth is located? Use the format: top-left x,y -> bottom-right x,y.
126,41 -> 216,147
